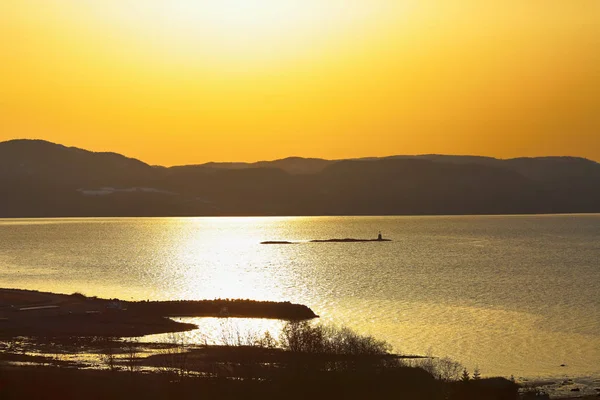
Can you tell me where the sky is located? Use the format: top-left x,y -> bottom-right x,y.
1,1 -> 599,166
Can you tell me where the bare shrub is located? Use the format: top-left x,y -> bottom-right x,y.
123,338 -> 141,373
99,337 -> 119,371
280,321 -> 324,353
437,357 -> 463,381
415,353 -> 464,382
324,325 -> 392,355
418,348 -> 437,376
253,330 -> 277,349
216,319 -> 278,348
157,332 -> 192,379
218,319 -> 248,346
280,321 -> 392,355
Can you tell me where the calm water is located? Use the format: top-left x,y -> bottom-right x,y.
1,215 -> 599,378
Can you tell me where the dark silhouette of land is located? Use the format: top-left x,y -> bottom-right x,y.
0,289 -> 317,337
2,288 -> 587,399
261,238 -> 392,244
0,314 -> 521,400
0,364 -> 522,400
1,139 -> 599,217
310,238 -> 392,243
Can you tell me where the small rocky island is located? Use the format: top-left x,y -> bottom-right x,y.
310,238 -> 392,243
262,233 -> 392,245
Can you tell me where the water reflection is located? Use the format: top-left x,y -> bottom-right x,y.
143,318 -> 286,346
1,215 -> 599,377
165,217 -> 297,302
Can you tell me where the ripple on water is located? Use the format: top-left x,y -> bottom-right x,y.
1,215 -> 599,378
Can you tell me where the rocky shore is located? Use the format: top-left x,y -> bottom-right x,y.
261,238 -> 392,244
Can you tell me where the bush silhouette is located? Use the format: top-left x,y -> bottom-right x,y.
280,321 -> 392,355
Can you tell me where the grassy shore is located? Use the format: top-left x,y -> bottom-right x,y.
0,353 -> 520,400
2,288 -> 593,399
0,317 -> 522,400
1,340 -> 593,400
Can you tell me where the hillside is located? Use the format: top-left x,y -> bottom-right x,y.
1,139 -> 599,217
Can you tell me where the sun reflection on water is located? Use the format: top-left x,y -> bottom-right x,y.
142,317 -> 286,346
163,217 -> 300,302
2,215 -> 600,378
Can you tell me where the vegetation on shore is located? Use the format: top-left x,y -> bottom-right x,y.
4,289 -> 577,398
0,321 -> 520,400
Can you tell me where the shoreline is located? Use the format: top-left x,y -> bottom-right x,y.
1,213 -> 600,220
1,337 -> 597,399
0,288 -> 317,338
1,288 -> 598,398
1,359 -> 595,400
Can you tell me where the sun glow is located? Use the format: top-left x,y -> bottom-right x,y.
76,0 -> 401,65
2,1 -> 599,164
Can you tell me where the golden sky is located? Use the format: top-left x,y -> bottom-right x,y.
1,1 -> 599,166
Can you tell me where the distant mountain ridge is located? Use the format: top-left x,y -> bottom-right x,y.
197,157 -> 333,175
1,139 -> 599,217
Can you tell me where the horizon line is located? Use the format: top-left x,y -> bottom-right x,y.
2,137 -> 599,167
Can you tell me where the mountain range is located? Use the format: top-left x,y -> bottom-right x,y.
1,139 -> 599,217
